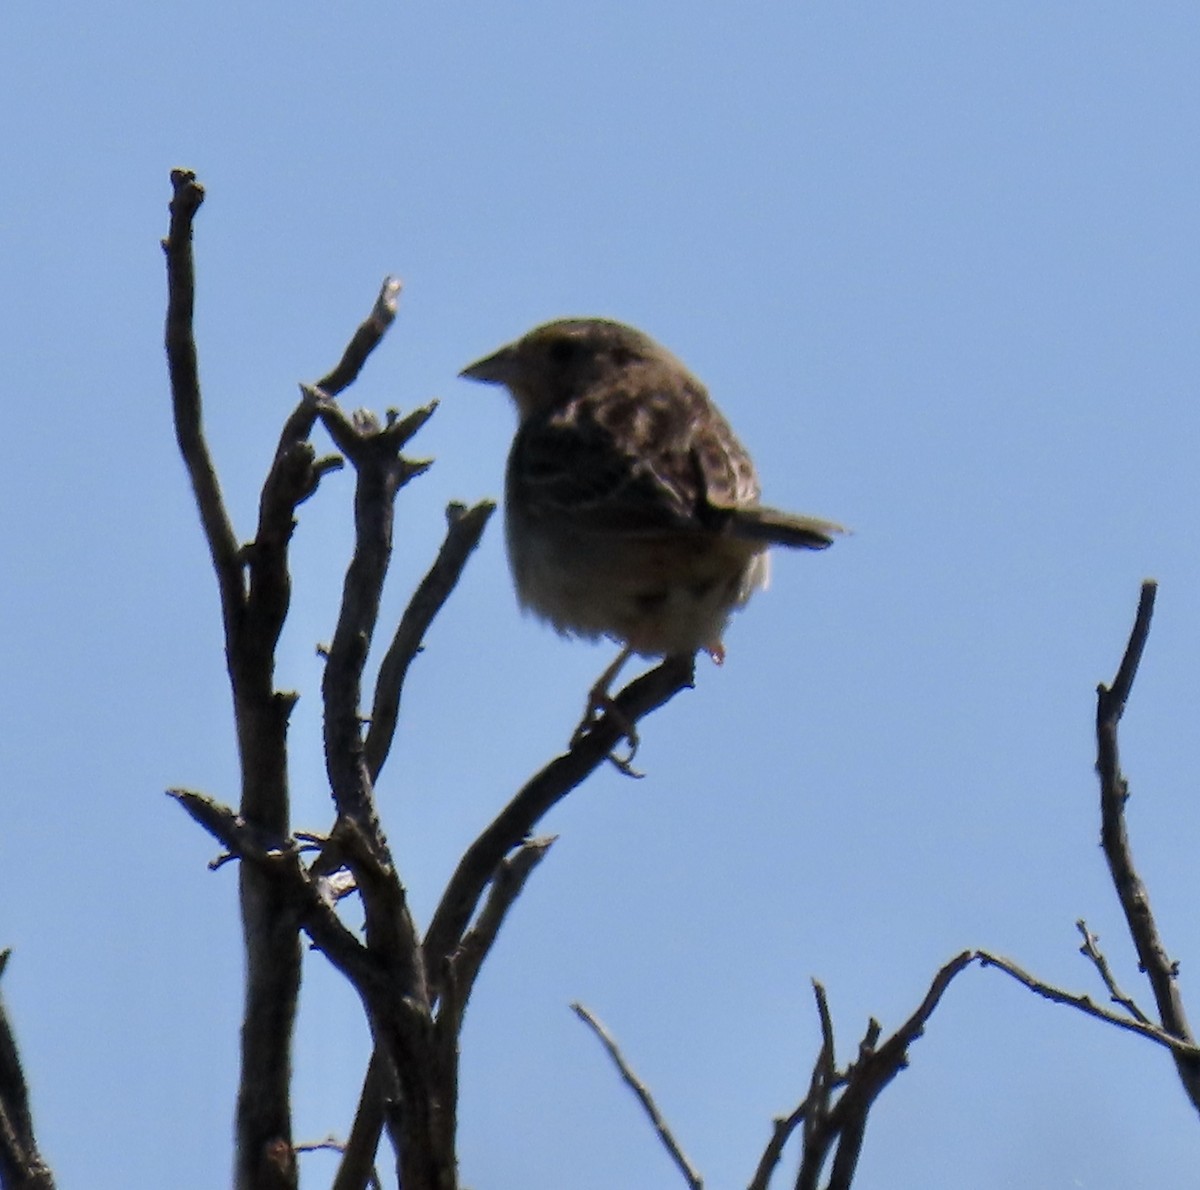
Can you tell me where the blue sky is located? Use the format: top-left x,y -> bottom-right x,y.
3,2 -> 1200,1186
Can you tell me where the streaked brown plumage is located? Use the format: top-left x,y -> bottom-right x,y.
460,318 -> 842,757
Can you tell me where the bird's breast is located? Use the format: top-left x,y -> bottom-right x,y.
504,498 -> 768,657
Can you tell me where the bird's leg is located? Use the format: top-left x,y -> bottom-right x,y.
570,646 -> 642,775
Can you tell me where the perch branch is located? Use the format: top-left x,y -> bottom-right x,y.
423,653 -> 695,1000
796,982 -> 840,1183
748,1097 -> 810,1190
428,837 -> 557,1169
256,275 -> 402,519
312,391 -> 433,960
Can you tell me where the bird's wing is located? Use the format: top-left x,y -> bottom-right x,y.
510,371 -> 758,536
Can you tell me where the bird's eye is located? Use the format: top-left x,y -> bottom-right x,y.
547,338 -> 578,367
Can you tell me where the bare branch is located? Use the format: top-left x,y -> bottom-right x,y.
976,949 -> 1200,1058
169,787 -> 280,861
747,1096 -> 809,1190
1091,579 -> 1200,1109
168,790 -> 367,961
571,1003 -> 703,1190
446,838 -> 555,1019
796,982 -> 839,1188
316,277 -> 404,398
1100,579 -> 1156,715
0,952 -> 55,1190
423,654 -> 695,999
164,170 -> 307,1190
312,391 -> 433,1014
366,500 -> 496,782
308,384 -> 462,1189
298,1134 -> 382,1190
332,1054 -> 393,1190
1075,920 -> 1151,1025
256,277 -> 403,510
162,169 -> 245,637
314,391 -> 435,831
794,951 -> 975,1190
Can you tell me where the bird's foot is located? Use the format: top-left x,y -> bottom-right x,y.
570,689 -> 643,777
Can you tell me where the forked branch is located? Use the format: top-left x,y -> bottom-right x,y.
978,580 -> 1200,1115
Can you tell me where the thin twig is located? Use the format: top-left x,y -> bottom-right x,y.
298,1134 -> 382,1190
571,1003 -> 703,1190
795,982 -> 840,1190
1075,919 -> 1151,1024
975,950 -> 1200,1058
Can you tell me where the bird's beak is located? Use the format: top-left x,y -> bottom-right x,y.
459,344 -> 517,385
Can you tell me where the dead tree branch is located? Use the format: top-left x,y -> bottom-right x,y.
1094,580 -> 1200,1107
295,1134 -> 382,1190
976,580 -> 1200,1116
163,170 -> 242,617
789,952 -> 975,1190
160,171 -> 724,1189
305,389 -> 465,1190
571,1002 -> 703,1190
423,653 -> 696,1003
166,168 -> 304,1190
0,952 -> 55,1190
165,172 -> 413,1190
974,949 -> 1200,1059
1075,919 -> 1152,1025
316,277 -> 403,397
365,499 -> 495,782
331,1054 -> 394,1190
577,952 -> 976,1190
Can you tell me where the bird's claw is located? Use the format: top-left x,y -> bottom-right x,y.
570,692 -> 643,779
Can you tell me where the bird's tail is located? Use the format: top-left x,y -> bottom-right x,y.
727,505 -> 846,550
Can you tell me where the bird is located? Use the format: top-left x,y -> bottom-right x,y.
460,317 -> 843,767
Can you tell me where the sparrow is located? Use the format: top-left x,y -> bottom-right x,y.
460,317 -> 842,765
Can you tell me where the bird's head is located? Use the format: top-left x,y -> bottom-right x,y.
460,318 -> 664,419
